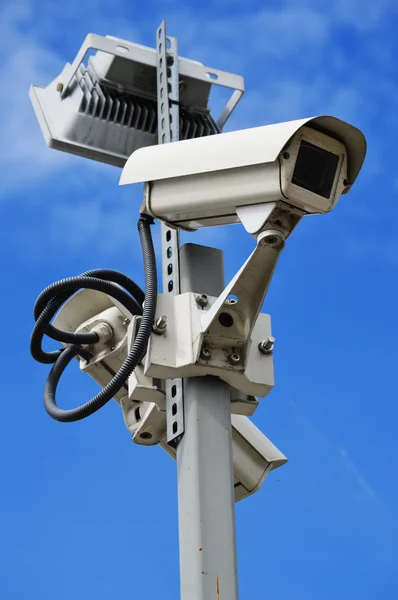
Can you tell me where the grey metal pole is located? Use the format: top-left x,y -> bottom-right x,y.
177,243 -> 239,600
156,21 -> 238,599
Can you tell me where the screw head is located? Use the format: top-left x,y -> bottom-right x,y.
196,294 -> 208,308
264,234 -> 278,245
229,352 -> 241,365
56,82 -> 64,92
342,178 -> 352,192
201,346 -> 212,359
258,230 -> 284,248
123,317 -> 130,327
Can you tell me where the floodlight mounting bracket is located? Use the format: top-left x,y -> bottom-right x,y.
57,33 -> 244,129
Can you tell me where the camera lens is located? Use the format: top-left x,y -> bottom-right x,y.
292,140 -> 339,199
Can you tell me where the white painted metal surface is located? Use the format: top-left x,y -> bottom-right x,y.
120,115 -> 366,186
143,293 -> 275,398
144,163 -> 281,229
53,288 -> 131,403
30,32 -> 244,168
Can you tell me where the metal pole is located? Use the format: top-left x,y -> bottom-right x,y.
156,21 -> 238,599
177,244 -> 239,600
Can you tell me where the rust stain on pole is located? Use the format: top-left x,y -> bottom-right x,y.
216,574 -> 220,600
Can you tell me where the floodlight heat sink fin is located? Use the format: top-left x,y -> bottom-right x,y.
77,63 -> 221,138
77,64 -> 158,134
29,34 -> 244,168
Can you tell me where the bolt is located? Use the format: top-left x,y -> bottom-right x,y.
201,346 -> 212,359
282,151 -> 290,159
56,82 -> 64,93
342,178 -> 352,192
229,352 -> 241,365
154,315 -> 167,335
258,336 -> 275,355
258,229 -> 285,248
196,294 -> 208,308
123,317 -> 130,327
110,346 -> 115,352
264,234 -> 278,245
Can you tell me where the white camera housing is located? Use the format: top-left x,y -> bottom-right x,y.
120,116 -> 366,230
52,288 -> 287,502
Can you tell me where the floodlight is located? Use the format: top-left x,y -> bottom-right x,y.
120,115 -> 366,230
30,34 -> 244,167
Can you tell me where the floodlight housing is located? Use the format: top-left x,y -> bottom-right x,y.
29,34 -> 244,167
120,115 -> 366,230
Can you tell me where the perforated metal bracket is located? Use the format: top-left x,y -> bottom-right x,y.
157,21 -> 185,449
57,33 -> 244,128
156,24 -> 179,144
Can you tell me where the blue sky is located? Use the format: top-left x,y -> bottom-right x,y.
1,0 -> 397,598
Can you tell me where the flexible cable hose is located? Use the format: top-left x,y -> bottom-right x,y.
30,215 -> 157,422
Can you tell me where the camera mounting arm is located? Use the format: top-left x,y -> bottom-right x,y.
142,212 -> 300,398
196,227 -> 285,354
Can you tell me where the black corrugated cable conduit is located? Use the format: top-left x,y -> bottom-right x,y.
29,214 -> 157,423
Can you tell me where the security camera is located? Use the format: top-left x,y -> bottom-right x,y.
120,115 -> 366,231
160,413 -> 287,502
52,287 -> 287,502
123,400 -> 287,502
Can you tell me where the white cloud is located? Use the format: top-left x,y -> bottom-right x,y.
290,400 -> 377,501
329,0 -> 397,30
282,0 -> 397,30
340,447 -> 376,498
0,4 -> 70,194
